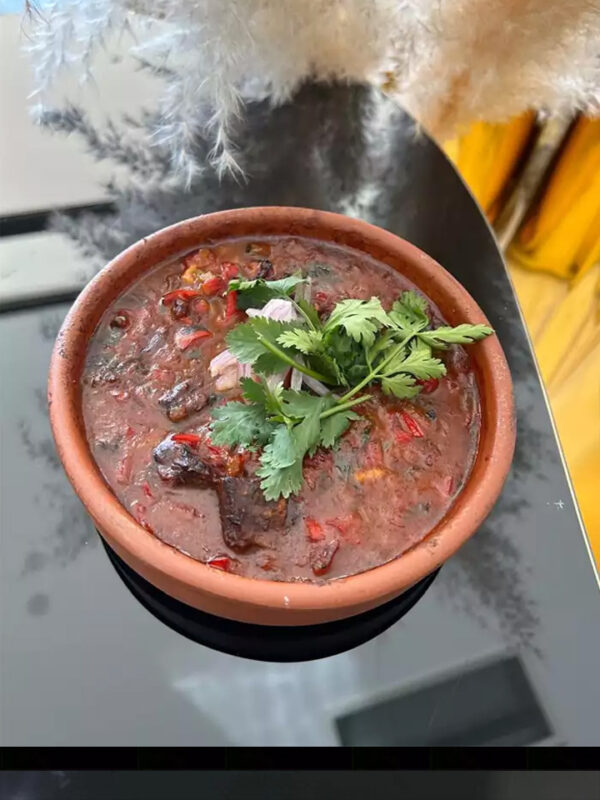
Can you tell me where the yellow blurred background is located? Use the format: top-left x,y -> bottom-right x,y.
445,116 -> 600,566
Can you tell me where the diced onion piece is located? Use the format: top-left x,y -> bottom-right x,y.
209,348 -> 238,376
246,298 -> 298,322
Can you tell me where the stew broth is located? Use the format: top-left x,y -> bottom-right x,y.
82,237 -> 481,582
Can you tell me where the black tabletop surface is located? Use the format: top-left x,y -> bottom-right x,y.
1,84 -> 598,746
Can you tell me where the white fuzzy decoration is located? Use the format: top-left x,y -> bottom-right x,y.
25,0 -> 600,181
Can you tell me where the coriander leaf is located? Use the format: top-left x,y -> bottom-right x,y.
281,388 -> 326,418
241,376 -> 285,416
228,273 -> 305,309
226,318 -> 302,374
292,396 -> 327,457
387,291 -> 429,334
324,297 -> 390,346
326,329 -> 368,384
210,402 -> 275,448
260,425 -> 297,469
320,409 -> 359,447
304,351 -> 344,384
258,458 -> 304,501
382,340 -> 446,380
277,328 -> 324,354
400,290 -> 429,319
240,376 -> 266,405
381,374 -> 420,399
295,298 -> 322,330
418,324 -> 494,349
225,321 -> 268,364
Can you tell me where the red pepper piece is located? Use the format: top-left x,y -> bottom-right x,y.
400,411 -> 424,438
221,262 -> 239,280
305,518 -> 325,541
142,482 -> 154,499
171,433 -> 202,445
161,289 -> 201,306
310,540 -> 339,576
191,297 -> 210,315
116,454 -> 132,484
225,290 -> 238,318
202,275 -> 226,296
174,328 -> 212,351
207,556 -> 231,572
417,378 -> 439,394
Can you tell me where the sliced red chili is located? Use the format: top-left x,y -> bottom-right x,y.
305,518 -> 325,541
417,378 -> 439,394
400,411 -> 424,438
225,290 -> 238,318
221,262 -> 239,280
202,276 -> 226,296
171,433 -> 202,445
207,556 -> 231,572
174,328 -> 212,351
161,289 -> 201,306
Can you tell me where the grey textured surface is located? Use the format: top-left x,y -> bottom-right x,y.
1,84 -> 598,745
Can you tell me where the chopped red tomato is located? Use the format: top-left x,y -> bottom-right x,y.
191,297 -> 210,315
174,328 -> 212,350
305,518 -> 325,541
171,433 -> 202,445
221,262 -> 239,280
418,378 -> 440,394
225,290 -> 238,318
400,411 -> 424,438
202,276 -> 226,296
207,556 -> 231,571
161,289 -> 201,306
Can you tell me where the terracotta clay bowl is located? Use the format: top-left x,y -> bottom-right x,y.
48,207 -> 515,626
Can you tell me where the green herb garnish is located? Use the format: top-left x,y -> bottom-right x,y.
211,274 -> 494,500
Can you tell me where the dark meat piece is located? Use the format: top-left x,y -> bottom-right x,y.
153,437 -> 216,484
170,298 -> 189,319
216,477 -> 287,550
256,259 -> 274,279
310,539 -> 339,576
158,380 -> 208,422
152,437 -> 287,551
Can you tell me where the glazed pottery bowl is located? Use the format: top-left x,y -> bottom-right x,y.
48,207 -> 515,625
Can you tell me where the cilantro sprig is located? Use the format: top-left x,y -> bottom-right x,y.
211,376 -> 364,500
210,273 -> 494,500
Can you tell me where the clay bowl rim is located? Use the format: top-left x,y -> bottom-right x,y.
48,206 -> 515,620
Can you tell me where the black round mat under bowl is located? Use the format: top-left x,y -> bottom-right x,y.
103,540 -> 439,662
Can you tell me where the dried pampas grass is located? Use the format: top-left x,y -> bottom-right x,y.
25,0 -> 600,181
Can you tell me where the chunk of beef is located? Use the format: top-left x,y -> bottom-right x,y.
216,477 -> 287,550
153,438 -> 216,484
158,380 -> 208,422
152,436 -> 287,551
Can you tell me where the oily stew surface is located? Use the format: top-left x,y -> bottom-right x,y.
82,237 -> 481,582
